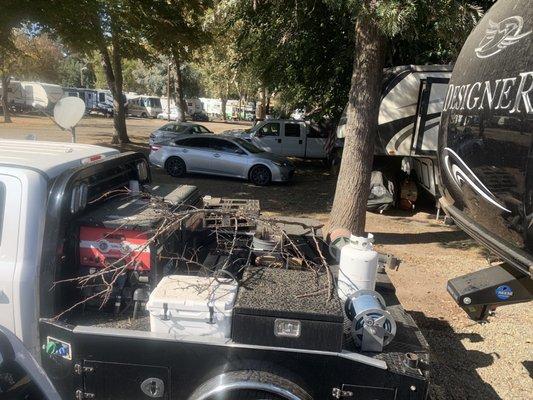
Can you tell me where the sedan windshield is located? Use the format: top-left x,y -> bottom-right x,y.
234,138 -> 264,153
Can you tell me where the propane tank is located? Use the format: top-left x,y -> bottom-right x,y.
337,234 -> 378,301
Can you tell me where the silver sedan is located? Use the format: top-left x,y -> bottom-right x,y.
149,135 -> 295,185
149,122 -> 212,145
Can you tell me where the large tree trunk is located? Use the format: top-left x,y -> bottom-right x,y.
328,18 -> 386,236
171,50 -> 186,122
1,74 -> 12,123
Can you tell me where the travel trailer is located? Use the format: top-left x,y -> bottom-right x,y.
0,80 -> 26,111
21,81 -> 64,110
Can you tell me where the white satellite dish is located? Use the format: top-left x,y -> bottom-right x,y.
53,97 -> 85,142
54,97 -> 85,130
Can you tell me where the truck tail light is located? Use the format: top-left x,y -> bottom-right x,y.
81,154 -> 105,164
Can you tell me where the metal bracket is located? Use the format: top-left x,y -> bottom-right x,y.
75,389 -> 95,399
332,387 -> 353,398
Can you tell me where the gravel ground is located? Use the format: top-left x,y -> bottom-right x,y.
2,115 -> 532,400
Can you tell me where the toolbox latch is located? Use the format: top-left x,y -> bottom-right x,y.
75,389 -> 95,399
332,387 -> 353,398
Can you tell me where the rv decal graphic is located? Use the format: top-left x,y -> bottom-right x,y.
443,147 -> 511,213
475,16 -> 531,59
442,71 -> 533,114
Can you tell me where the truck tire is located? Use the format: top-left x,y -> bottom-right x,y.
249,165 -> 271,186
188,371 -> 312,400
165,157 -> 187,177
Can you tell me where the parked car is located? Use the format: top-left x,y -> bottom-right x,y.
222,119 -> 329,159
148,122 -> 213,145
149,135 -> 294,185
191,111 -> 209,121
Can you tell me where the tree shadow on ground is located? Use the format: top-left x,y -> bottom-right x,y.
409,311 -> 501,400
522,361 -> 533,379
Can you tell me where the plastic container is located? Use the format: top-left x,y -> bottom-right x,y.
337,234 -> 378,302
146,275 -> 238,339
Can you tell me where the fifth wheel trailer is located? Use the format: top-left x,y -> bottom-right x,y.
337,65 -> 452,207
437,0 -> 533,320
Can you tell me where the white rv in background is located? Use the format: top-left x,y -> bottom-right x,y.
0,80 -> 26,111
127,95 -> 162,118
21,81 -> 63,110
337,64 -> 452,202
64,88 -> 118,116
185,98 -> 204,115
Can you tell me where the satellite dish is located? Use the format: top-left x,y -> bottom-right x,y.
53,97 -> 85,130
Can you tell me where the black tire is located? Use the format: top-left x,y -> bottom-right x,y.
165,157 -> 186,177
249,165 -> 271,186
141,112 -> 148,118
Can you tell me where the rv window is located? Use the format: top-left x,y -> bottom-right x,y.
99,93 -> 105,102
285,123 -> 301,137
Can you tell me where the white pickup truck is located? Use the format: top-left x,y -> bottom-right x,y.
226,119 -> 329,159
0,139 -> 430,400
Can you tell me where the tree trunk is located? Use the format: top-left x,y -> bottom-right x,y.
171,50 -> 186,122
328,17 -> 386,236
256,87 -> 267,120
1,75 -> 12,123
97,22 -> 129,144
221,97 -> 227,121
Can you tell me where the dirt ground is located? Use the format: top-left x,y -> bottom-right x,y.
1,115 -> 532,400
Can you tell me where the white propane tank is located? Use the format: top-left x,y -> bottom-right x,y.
337,234 -> 378,301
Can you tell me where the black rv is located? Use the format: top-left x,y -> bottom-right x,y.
439,0 -> 533,319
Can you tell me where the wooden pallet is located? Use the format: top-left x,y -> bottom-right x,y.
202,197 -> 260,230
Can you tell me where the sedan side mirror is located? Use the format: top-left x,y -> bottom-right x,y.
235,149 -> 245,155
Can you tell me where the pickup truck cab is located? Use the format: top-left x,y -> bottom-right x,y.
227,119 -> 329,159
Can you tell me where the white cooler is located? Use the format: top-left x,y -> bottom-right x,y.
146,275 -> 238,338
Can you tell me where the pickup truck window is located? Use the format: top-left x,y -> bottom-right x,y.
285,123 -> 301,137
307,124 -> 329,138
258,123 -> 280,136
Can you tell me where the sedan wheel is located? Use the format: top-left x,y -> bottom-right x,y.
249,165 -> 271,186
165,157 -> 186,177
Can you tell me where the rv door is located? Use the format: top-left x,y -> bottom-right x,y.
411,77 -> 449,156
